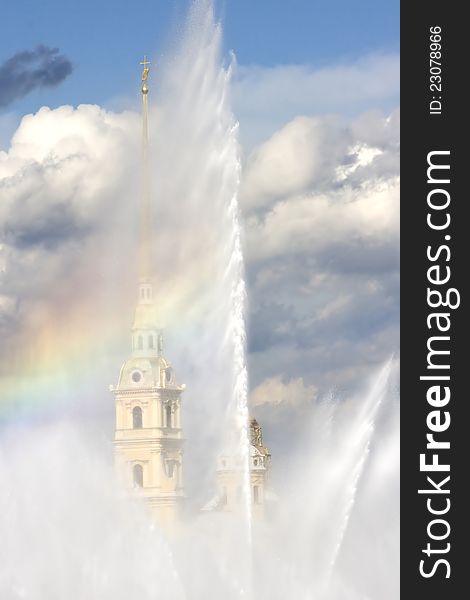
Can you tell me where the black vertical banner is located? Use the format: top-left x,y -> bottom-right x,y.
401,2 -> 467,597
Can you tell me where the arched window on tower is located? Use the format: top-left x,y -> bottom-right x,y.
253,485 -> 260,504
137,335 -> 143,350
165,405 -> 172,428
133,464 -> 143,487
148,335 -> 154,349
132,406 -> 143,429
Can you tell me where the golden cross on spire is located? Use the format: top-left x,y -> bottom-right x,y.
140,55 -> 150,82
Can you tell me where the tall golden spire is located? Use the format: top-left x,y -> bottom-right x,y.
132,55 -> 161,356
139,55 -> 151,282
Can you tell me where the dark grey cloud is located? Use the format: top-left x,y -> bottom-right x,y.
246,247 -> 399,392
2,202 -> 91,250
248,270 -> 398,357
248,300 -> 299,353
0,45 -> 72,107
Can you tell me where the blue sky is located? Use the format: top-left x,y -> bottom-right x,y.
1,0 -> 399,118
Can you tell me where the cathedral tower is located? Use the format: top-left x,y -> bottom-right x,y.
205,418 -> 272,518
112,58 -> 185,525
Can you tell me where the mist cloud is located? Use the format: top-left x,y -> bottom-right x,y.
0,45 -> 73,107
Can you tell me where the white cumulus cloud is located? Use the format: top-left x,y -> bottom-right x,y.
233,53 -> 399,149
250,375 -> 317,408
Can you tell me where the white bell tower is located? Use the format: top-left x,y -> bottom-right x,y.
112,57 -> 185,525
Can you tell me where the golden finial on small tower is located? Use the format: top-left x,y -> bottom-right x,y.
140,55 -> 150,93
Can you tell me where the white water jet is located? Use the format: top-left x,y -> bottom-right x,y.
152,0 -> 253,538
324,359 -> 393,586
0,361 -> 398,599
225,151 -> 254,589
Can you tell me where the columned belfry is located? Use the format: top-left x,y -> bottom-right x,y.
204,418 -> 272,517
112,57 -> 185,525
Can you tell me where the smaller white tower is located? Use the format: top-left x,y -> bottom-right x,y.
205,418 -> 272,518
